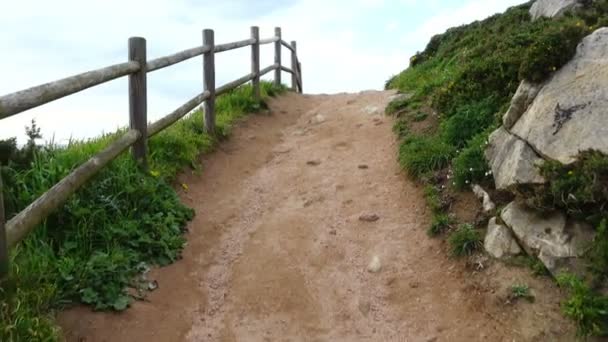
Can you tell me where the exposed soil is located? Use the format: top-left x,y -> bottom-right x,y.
58,91 -> 575,341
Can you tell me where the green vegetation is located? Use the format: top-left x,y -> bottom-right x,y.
388,2 -> 608,336
386,2 -> 608,187
0,82 -> 285,341
448,224 -> 482,257
510,284 -> 535,303
557,273 -> 608,337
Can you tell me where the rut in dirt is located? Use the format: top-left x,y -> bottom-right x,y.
59,91 -> 574,342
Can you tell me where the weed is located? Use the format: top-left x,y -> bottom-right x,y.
412,111 -> 428,122
448,223 -> 482,257
557,273 -> 608,337
510,284 -> 535,302
428,213 -> 453,237
452,132 -> 492,189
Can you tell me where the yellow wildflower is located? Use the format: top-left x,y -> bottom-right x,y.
181,183 -> 189,191
150,170 -> 161,177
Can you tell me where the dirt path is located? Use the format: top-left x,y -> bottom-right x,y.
59,91 -> 575,341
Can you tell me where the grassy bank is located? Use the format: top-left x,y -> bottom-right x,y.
386,1 -> 608,337
0,82 -> 285,341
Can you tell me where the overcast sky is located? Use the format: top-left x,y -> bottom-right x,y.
0,0 -> 526,144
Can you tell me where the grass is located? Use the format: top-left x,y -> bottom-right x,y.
510,284 -> 535,303
448,223 -> 482,257
557,273 -> 608,337
388,2 -> 608,336
0,82 -> 286,341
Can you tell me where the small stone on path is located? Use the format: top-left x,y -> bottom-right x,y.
306,160 -> 321,166
367,255 -> 382,273
359,213 -> 379,222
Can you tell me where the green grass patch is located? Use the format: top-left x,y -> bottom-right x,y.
510,284 -> 535,303
557,273 -> 608,338
398,134 -> 455,179
0,82 -> 286,341
448,223 -> 482,257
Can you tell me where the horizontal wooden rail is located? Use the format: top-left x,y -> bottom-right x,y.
0,61 -> 140,119
147,46 -> 210,72
259,37 -> 279,45
260,64 -> 279,77
0,26 -> 302,276
214,38 -> 256,53
148,91 -> 210,137
6,129 -> 140,248
216,72 -> 256,96
281,40 -> 295,52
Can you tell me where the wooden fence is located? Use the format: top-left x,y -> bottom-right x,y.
0,26 -> 302,278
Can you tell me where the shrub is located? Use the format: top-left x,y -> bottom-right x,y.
452,132 -> 492,189
448,223 -> 482,257
557,273 -> 608,337
519,19 -> 590,82
535,150 -> 608,222
428,214 -> 453,237
439,98 -> 499,148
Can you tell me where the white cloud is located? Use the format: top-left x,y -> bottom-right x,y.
0,0 -> 527,143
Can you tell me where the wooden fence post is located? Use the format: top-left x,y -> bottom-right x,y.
203,29 -> 216,134
274,27 -> 282,87
251,26 -> 260,101
128,37 -> 148,169
0,167 -> 8,279
290,41 -> 298,92
298,61 -> 303,93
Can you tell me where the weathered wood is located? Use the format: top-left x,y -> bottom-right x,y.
290,41 -> 298,92
0,168 -> 8,279
298,61 -> 303,93
281,40 -> 295,52
214,38 -> 256,53
0,61 -> 140,119
203,29 -> 216,135
128,37 -> 148,169
274,27 -> 282,86
259,37 -> 279,45
6,130 -> 140,248
216,73 -> 256,96
147,45 -> 210,72
148,91 -> 211,137
251,27 -> 261,101
259,64 -> 279,77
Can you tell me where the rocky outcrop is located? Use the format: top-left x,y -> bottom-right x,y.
472,184 -> 496,213
484,217 -> 522,259
485,127 -> 545,190
500,202 -> 595,276
529,0 -> 585,20
511,28 -> 608,164
502,81 -> 542,129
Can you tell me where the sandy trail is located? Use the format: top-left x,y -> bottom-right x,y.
59,91 -> 574,341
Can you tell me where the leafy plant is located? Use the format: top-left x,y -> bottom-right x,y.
428,213 -> 453,237
557,273 -> 608,337
510,284 -> 535,302
448,223 -> 482,257
398,134 -> 455,178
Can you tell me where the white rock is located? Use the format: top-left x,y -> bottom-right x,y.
530,0 -> 584,20
367,255 -> 382,273
511,28 -> 608,164
485,127 -> 545,190
363,105 -> 380,115
472,184 -> 496,213
500,202 -> 595,276
502,80 -> 542,129
484,217 -> 522,259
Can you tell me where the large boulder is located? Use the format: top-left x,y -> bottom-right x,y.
485,127 -> 545,190
529,0 -> 585,20
502,81 -> 542,129
500,201 -> 595,276
484,217 -> 522,259
511,28 -> 608,164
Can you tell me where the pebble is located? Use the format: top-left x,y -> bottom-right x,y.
306,160 -> 321,166
367,255 -> 382,273
359,213 -> 379,222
